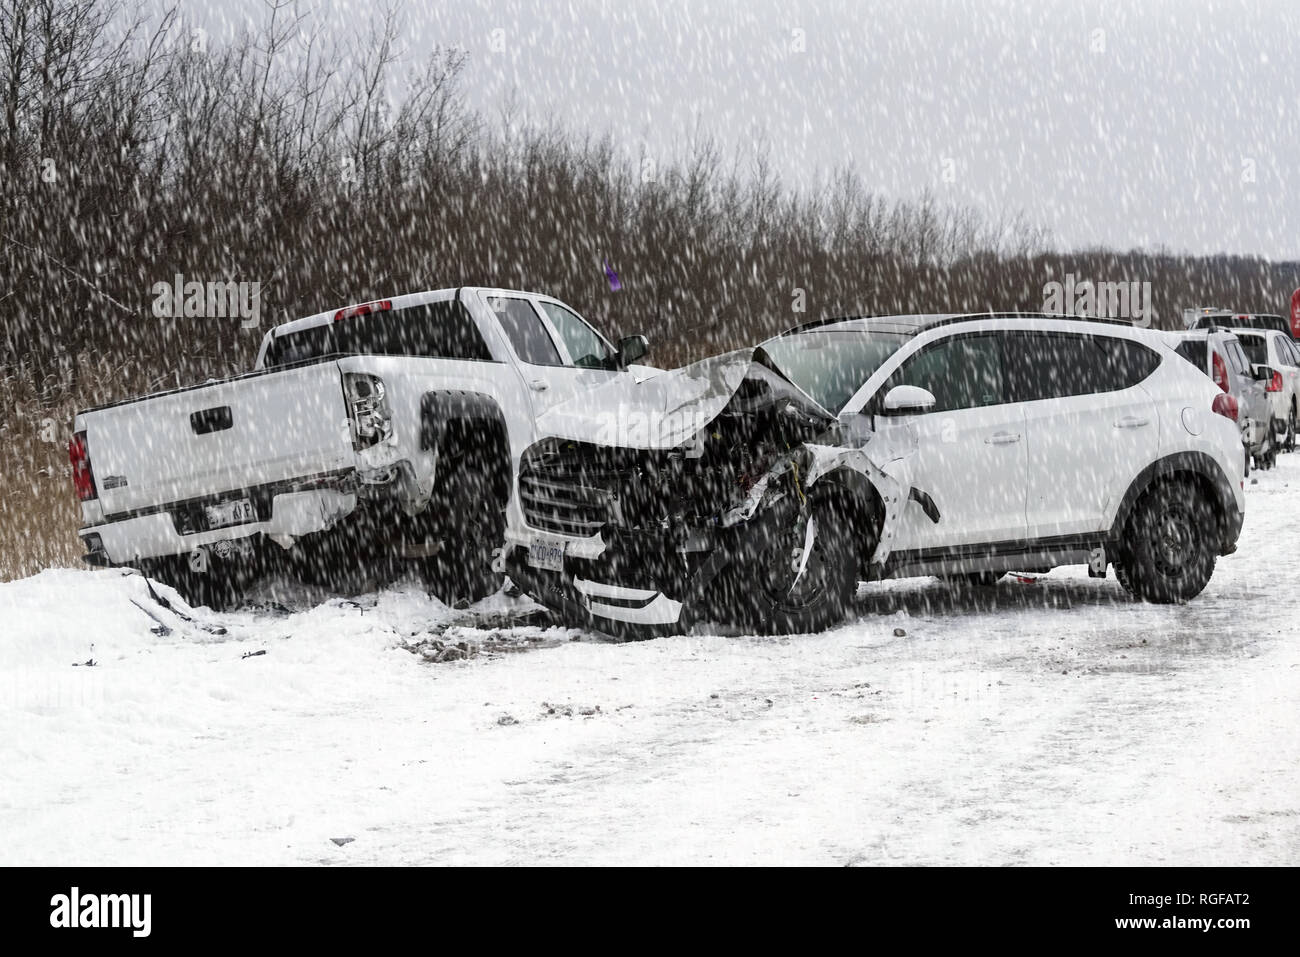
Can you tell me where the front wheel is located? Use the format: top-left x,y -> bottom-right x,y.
1114,479 -> 1217,603
418,461 -> 506,607
753,504 -> 859,635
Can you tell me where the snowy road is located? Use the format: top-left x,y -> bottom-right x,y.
2,460 -> 1298,866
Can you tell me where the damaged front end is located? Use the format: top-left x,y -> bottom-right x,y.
507,349 -> 915,637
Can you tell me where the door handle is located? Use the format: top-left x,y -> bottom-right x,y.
1114,416 -> 1150,429
984,431 -> 1021,445
529,379 -> 549,392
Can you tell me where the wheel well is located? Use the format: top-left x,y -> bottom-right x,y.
420,391 -> 511,510
810,469 -> 885,574
1114,466 -> 1227,554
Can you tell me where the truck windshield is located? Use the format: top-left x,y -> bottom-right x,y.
760,330 -> 910,413
265,301 -> 492,367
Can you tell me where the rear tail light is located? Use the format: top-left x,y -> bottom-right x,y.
334,299 -> 392,322
1268,371 -> 1283,392
1212,351 -> 1230,392
1212,393 -> 1239,422
343,373 -> 392,449
68,431 -> 97,501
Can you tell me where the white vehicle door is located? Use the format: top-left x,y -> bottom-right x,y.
866,331 -> 1027,549
1004,330 -> 1160,538
477,292 -> 621,417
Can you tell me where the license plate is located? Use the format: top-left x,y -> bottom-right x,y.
204,497 -> 256,529
527,538 -> 565,572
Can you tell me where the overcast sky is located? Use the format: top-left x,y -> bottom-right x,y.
184,0 -> 1300,261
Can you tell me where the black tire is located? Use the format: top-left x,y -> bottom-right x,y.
418,460 -> 506,606
752,502 -> 859,635
289,524 -> 397,593
141,553 -> 247,611
1287,405 -> 1297,453
941,571 -> 1004,589
1263,424 -> 1279,469
1114,479 -> 1217,603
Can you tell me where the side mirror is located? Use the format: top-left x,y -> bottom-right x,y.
1252,364 -> 1274,381
617,334 -> 649,367
882,384 -> 936,415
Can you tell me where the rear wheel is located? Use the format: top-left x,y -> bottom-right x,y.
1114,479 -> 1217,603
141,550 -> 250,611
1262,423 -> 1279,469
941,571 -> 1004,589
1287,404 -> 1297,453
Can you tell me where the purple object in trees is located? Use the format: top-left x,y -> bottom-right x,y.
603,259 -> 622,291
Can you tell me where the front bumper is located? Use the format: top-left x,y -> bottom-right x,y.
506,551 -> 687,629
506,496 -> 804,636
505,521 -> 743,635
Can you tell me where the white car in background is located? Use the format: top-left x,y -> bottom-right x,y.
1233,328 -> 1300,452
1167,328 -> 1274,469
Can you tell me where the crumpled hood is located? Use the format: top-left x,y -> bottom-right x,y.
536,348 -> 835,449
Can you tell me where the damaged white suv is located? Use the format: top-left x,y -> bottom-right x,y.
505,314 -> 1246,638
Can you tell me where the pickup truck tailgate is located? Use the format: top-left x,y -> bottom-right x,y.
83,361 -> 354,516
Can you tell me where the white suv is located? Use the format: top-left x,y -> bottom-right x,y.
507,314 -> 1247,637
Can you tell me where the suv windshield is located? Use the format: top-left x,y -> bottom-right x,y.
760,329 -> 910,412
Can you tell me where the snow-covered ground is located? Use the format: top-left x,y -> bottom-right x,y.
2,460 -> 1298,867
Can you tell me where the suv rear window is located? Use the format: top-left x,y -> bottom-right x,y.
1004,331 -> 1160,402
265,301 -> 493,366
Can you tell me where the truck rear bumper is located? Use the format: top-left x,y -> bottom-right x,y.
81,487 -> 357,564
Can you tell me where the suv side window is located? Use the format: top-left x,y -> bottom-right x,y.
538,301 -> 615,369
1280,337 -> 1300,367
1237,334 -> 1268,367
1225,341 -> 1250,376
878,333 -> 1004,413
1004,331 -> 1158,402
487,296 -> 564,366
1174,339 -> 1207,373
1093,335 -> 1162,388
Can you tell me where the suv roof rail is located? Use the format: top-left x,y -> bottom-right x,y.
780,311 -> 1139,337
929,312 -> 1138,329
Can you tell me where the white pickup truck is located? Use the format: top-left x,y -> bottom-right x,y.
69,287 -> 649,606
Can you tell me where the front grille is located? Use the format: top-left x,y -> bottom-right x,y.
518,439 -> 730,537
518,467 -> 617,536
